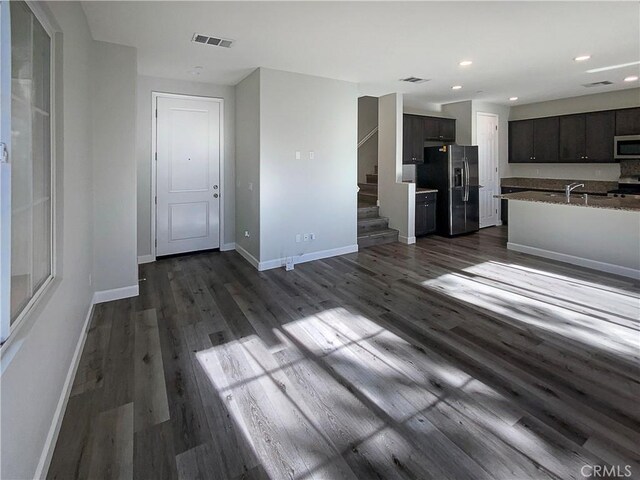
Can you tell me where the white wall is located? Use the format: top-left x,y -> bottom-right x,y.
92,41 -> 137,293
505,88 -> 640,181
378,93 -> 415,243
442,100 -> 473,145
136,75 -> 236,259
234,69 -> 261,262
259,68 -> 358,267
1,3 -> 95,478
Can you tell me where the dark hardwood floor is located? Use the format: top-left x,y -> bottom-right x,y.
48,226 -> 640,480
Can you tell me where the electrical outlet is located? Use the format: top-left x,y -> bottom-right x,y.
248,182 -> 253,191
244,231 -> 250,237
295,234 -> 301,243
295,151 -> 301,160
285,257 -> 294,271
303,233 -> 310,242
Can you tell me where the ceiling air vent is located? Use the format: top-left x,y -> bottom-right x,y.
400,77 -> 430,84
582,81 -> 613,88
192,33 -> 233,48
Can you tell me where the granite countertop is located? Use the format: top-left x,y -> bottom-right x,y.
501,177 -> 616,195
416,188 -> 438,194
496,190 -> 640,212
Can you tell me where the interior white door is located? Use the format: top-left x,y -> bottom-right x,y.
477,113 -> 499,228
156,96 -> 221,256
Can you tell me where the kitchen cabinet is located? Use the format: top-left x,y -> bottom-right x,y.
559,111 -> 615,162
424,116 -> 456,142
403,114 -> 456,164
508,117 -> 558,163
415,191 -> 437,236
403,115 -> 425,164
615,107 -> 640,136
509,108 -> 620,163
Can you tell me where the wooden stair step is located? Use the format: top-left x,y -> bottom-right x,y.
357,206 -> 379,219
357,216 -> 389,233
365,173 -> 378,184
357,228 -> 399,248
358,183 -> 378,194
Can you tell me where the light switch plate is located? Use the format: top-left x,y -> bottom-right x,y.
309,151 -> 315,160
295,151 -> 301,160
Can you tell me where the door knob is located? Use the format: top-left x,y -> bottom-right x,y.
213,185 -> 218,189
213,193 -> 219,198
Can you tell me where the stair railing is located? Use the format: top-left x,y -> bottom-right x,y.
357,126 -> 378,149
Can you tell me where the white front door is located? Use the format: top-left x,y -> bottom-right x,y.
477,112 -> 499,228
156,96 -> 221,256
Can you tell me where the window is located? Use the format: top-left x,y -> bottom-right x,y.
0,1 -> 53,343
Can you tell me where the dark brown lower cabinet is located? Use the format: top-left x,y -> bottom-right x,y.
416,192 -> 437,236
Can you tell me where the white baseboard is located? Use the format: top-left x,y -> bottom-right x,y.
235,244 -> 260,269
221,242 -> 236,252
508,242 -> 640,280
399,235 -> 416,245
137,254 -> 155,264
34,300 -> 95,479
258,244 -> 359,271
93,284 -> 139,304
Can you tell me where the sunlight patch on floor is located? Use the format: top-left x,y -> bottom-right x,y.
421,261 -> 640,359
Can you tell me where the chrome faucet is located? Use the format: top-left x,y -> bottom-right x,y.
565,182 -> 584,201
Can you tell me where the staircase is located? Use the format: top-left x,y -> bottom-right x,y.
357,205 -> 398,248
358,165 -> 378,206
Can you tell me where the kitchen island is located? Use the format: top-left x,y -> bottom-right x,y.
498,191 -> 640,279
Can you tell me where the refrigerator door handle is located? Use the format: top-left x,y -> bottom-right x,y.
463,158 -> 470,202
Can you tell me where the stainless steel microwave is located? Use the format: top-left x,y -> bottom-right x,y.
614,135 -> 640,159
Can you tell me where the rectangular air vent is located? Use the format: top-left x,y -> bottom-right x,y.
400,77 -> 430,84
192,33 -> 233,48
582,81 -> 613,88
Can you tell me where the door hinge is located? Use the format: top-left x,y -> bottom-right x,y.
154,196 -> 157,205
495,125 -> 498,131
155,152 -> 157,161
155,109 -> 158,118
155,239 -> 157,247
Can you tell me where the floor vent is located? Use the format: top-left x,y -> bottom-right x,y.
582,80 -> 613,88
192,33 -> 233,48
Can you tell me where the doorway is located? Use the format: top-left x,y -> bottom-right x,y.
153,93 -> 223,256
476,112 -> 499,228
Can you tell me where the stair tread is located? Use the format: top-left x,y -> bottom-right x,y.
357,216 -> 388,224
357,228 -> 399,239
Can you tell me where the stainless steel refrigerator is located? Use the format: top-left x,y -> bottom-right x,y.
417,145 -> 479,236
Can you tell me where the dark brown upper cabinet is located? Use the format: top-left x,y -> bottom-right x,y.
509,107 -> 623,163
403,114 -> 456,164
508,117 -> 558,163
615,107 -> 640,136
403,115 -> 425,164
559,111 -> 615,162
424,116 -> 456,142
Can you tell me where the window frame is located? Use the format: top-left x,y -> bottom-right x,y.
0,0 -> 57,345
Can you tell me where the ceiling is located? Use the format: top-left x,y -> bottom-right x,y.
81,1 -> 640,107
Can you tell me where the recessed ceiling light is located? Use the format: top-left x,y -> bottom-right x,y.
624,75 -> 639,82
459,60 -> 472,66
509,97 -> 519,101
574,55 -> 591,62
452,85 -> 463,90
